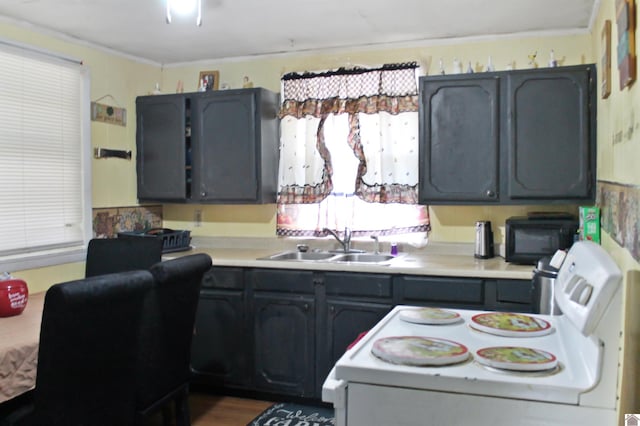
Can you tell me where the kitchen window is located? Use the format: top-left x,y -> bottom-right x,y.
276,63 -> 430,244
0,39 -> 91,272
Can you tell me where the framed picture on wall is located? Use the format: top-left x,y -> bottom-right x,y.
198,70 -> 219,91
616,0 -> 636,90
602,20 -> 612,99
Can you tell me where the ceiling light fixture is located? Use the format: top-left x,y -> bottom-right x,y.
166,0 -> 202,26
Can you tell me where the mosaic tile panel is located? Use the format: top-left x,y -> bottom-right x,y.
597,181 -> 640,262
92,205 -> 163,238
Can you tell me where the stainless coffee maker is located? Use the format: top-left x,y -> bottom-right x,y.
474,221 -> 494,259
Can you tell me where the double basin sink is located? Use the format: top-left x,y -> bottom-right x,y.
258,250 -> 396,265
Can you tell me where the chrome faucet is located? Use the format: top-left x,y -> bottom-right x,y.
370,235 -> 380,254
323,227 -> 352,253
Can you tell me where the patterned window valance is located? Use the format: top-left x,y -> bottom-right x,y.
276,62 -> 429,239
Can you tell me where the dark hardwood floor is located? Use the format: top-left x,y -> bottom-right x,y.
147,393 -> 274,426
190,393 -> 274,426
0,391 -> 274,426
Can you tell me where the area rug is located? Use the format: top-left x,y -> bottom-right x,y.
247,402 -> 335,426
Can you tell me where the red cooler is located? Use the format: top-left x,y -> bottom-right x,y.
0,278 -> 29,317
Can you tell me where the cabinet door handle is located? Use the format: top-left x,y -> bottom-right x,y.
486,189 -> 495,198
304,303 -> 310,311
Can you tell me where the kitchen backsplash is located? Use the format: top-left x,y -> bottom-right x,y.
89,184 -> 639,262
92,205 -> 163,238
597,181 -> 640,262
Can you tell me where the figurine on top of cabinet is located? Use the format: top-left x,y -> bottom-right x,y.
466,62 -> 474,73
486,56 -> 495,72
452,58 -> 462,74
549,50 -> 558,67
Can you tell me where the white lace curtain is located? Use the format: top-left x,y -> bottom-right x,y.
276,63 -> 430,240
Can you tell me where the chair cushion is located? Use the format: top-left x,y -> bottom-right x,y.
85,237 -> 163,277
136,254 -> 212,409
33,270 -> 155,426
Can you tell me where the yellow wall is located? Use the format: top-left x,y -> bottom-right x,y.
0,22 -> 161,291
161,34 -> 592,241
0,22 -> 595,287
590,0 -> 640,419
1,6 -> 638,419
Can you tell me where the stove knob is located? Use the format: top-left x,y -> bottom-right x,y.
578,284 -> 593,306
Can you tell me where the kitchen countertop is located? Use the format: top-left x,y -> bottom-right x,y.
167,237 -> 534,280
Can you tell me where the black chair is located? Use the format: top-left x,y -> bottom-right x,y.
85,237 -> 163,278
135,253 -> 212,426
5,270 -> 155,426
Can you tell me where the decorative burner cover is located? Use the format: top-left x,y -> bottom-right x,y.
470,312 -> 553,337
475,346 -> 558,371
371,336 -> 469,366
399,307 -> 461,325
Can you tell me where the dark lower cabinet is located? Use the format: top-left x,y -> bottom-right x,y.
250,268 -> 316,397
323,300 -> 390,373
191,266 -> 532,400
320,272 -> 394,391
191,267 -> 251,389
325,301 -> 391,365
191,289 -> 250,388
396,275 -> 532,312
485,279 -> 534,313
397,275 -> 485,309
253,293 -> 316,397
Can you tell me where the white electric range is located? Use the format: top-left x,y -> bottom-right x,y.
322,241 -> 622,426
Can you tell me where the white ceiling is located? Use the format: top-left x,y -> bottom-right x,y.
0,0 -> 599,66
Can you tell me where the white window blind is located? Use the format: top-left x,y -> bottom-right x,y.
0,41 -> 91,270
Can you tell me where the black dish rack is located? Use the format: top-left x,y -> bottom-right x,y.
117,228 -> 192,253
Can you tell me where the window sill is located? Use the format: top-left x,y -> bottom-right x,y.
0,246 -> 87,273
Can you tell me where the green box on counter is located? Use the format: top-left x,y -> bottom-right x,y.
579,206 -> 601,244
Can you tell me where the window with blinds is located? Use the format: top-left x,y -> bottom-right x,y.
0,41 -> 91,271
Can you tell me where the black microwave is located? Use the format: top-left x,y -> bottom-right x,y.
505,215 -> 579,264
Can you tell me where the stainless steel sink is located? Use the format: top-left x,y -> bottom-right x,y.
258,250 -> 397,264
258,251 -> 338,261
331,253 -> 396,263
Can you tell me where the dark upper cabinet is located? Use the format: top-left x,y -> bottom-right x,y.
419,75 -> 500,202
506,68 -> 594,200
418,64 -> 596,205
136,94 -> 188,201
136,88 -> 279,204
